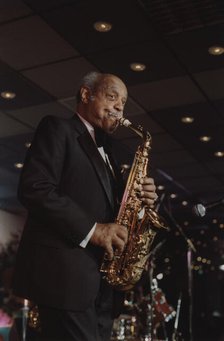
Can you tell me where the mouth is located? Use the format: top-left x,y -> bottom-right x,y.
108,111 -> 123,119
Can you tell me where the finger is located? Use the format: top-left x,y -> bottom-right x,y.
140,190 -> 157,200
141,183 -> 156,193
140,177 -> 155,185
142,198 -> 155,206
116,226 -> 128,244
112,235 -> 126,255
105,243 -> 114,261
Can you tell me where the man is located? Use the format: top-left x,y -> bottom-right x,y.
13,71 -> 158,341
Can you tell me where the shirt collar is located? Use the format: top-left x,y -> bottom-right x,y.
76,112 -> 96,143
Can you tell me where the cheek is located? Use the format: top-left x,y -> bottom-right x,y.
93,104 -> 105,119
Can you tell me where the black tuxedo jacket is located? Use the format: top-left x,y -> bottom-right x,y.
13,114 -> 122,311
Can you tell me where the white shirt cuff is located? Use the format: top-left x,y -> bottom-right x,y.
79,223 -> 97,248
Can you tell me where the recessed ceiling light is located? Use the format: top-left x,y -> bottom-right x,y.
199,136 -> 211,142
170,193 -> 177,198
14,162 -> 23,169
208,46 -> 224,56
181,116 -> 194,124
1,91 -> 16,99
158,185 -> 165,190
214,151 -> 224,157
130,63 -> 146,72
25,142 -> 31,148
93,21 -> 112,32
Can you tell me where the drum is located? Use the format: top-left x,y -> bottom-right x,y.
135,280 -> 176,338
153,287 -> 176,325
111,314 -> 138,340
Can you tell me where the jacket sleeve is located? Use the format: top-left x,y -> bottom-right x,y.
18,115 -> 95,246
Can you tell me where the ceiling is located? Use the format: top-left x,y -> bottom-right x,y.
1,0 -> 224,220
0,0 -> 224,338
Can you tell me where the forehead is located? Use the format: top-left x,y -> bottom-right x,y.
98,76 -> 128,98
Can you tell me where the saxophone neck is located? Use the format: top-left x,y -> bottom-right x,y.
119,117 -> 151,141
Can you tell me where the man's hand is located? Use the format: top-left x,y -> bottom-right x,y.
139,177 -> 158,207
90,223 -> 128,260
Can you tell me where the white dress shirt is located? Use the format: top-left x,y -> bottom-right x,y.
76,113 -> 109,248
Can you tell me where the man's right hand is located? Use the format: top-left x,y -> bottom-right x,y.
90,223 -> 128,260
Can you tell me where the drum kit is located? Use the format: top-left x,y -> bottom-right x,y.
111,279 -> 176,341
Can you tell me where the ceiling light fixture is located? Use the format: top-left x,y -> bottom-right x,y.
170,193 -> 177,198
181,116 -> 194,124
14,163 -> 23,169
130,63 -> 146,72
1,91 -> 16,99
158,185 -> 165,191
199,136 -> 211,142
214,151 -> 224,157
208,46 -> 224,56
182,200 -> 188,206
25,142 -> 31,148
93,21 -> 112,32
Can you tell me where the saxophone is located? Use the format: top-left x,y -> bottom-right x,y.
100,117 -> 167,291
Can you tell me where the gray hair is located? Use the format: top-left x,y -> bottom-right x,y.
76,71 -> 102,103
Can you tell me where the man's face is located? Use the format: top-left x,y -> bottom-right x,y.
82,75 -> 128,134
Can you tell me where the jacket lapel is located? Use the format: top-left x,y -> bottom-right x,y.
71,115 -> 115,210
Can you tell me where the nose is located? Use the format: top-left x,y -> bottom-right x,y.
114,98 -> 124,114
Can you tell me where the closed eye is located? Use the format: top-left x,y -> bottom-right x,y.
106,93 -> 116,100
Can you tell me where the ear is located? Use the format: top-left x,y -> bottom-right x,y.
80,86 -> 92,104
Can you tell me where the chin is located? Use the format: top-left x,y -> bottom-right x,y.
108,124 -> 118,134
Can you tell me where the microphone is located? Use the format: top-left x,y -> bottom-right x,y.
193,198 -> 224,217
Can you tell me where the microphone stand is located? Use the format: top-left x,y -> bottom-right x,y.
172,292 -> 182,341
148,253 -> 155,341
163,205 -> 196,341
147,241 -> 166,341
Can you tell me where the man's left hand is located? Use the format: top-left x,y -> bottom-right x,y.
139,177 -> 158,207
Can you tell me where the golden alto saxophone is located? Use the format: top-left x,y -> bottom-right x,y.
100,117 -> 167,291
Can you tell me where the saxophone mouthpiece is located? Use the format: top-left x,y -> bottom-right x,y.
119,117 -> 132,127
